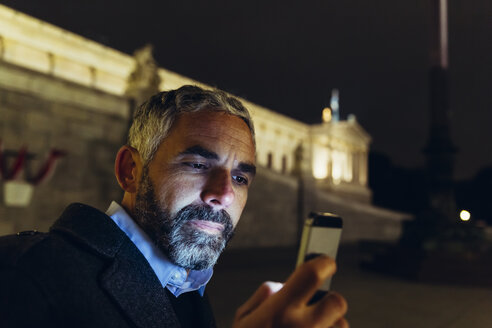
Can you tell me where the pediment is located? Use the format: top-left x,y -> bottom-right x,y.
310,120 -> 371,149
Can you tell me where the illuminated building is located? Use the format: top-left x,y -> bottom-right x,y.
0,4 -> 410,246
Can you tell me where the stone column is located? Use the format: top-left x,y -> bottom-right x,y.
353,151 -> 360,185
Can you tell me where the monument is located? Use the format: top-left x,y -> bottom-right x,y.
363,0 -> 492,286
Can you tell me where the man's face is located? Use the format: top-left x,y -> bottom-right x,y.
133,110 -> 256,270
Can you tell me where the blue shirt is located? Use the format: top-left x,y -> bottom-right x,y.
106,201 -> 213,297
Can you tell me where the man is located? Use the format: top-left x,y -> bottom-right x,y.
0,86 -> 348,327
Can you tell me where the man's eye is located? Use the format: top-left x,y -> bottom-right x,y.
233,175 -> 248,185
186,163 -> 207,170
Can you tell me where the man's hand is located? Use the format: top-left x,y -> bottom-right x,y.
233,256 -> 348,328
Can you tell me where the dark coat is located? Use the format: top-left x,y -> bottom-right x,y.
0,203 -> 216,328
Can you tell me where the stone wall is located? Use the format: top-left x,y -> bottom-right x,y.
230,167 -> 301,248
229,167 -> 411,249
0,62 -> 128,234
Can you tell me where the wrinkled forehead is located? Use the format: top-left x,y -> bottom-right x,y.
169,111 -> 256,159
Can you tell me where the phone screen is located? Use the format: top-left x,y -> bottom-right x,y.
296,212 -> 343,291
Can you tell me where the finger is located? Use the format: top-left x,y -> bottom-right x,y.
310,291 -> 348,327
235,281 -> 283,319
276,255 -> 336,306
332,317 -> 349,328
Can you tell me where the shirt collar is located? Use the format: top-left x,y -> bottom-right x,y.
106,201 -> 213,297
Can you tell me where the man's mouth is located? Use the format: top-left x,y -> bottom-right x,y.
188,220 -> 224,234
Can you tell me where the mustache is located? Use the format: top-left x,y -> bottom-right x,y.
173,204 -> 233,228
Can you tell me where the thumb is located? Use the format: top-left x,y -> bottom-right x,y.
235,281 -> 283,319
275,255 -> 336,307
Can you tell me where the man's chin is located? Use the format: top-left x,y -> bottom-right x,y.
165,234 -> 227,270
168,245 -> 224,270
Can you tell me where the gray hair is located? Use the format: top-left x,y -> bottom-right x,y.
128,85 -> 255,165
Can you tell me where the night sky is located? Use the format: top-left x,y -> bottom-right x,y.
2,0 -> 491,180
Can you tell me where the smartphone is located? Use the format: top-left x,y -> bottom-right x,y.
296,212 -> 343,292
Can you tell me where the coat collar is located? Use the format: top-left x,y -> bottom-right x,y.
50,203 -> 126,257
50,203 -> 181,328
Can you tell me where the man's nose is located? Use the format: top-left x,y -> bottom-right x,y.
200,168 -> 234,209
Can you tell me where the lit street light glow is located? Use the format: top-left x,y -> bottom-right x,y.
459,210 -> 471,221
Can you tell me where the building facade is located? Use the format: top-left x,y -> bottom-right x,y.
0,4 -> 410,247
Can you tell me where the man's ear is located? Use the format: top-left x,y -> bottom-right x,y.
115,145 -> 143,193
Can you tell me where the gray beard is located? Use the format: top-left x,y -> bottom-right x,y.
133,169 -> 234,270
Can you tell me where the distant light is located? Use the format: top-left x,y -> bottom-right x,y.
322,107 -> 332,123
460,210 -> 471,221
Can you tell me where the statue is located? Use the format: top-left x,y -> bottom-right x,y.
125,44 -> 161,105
